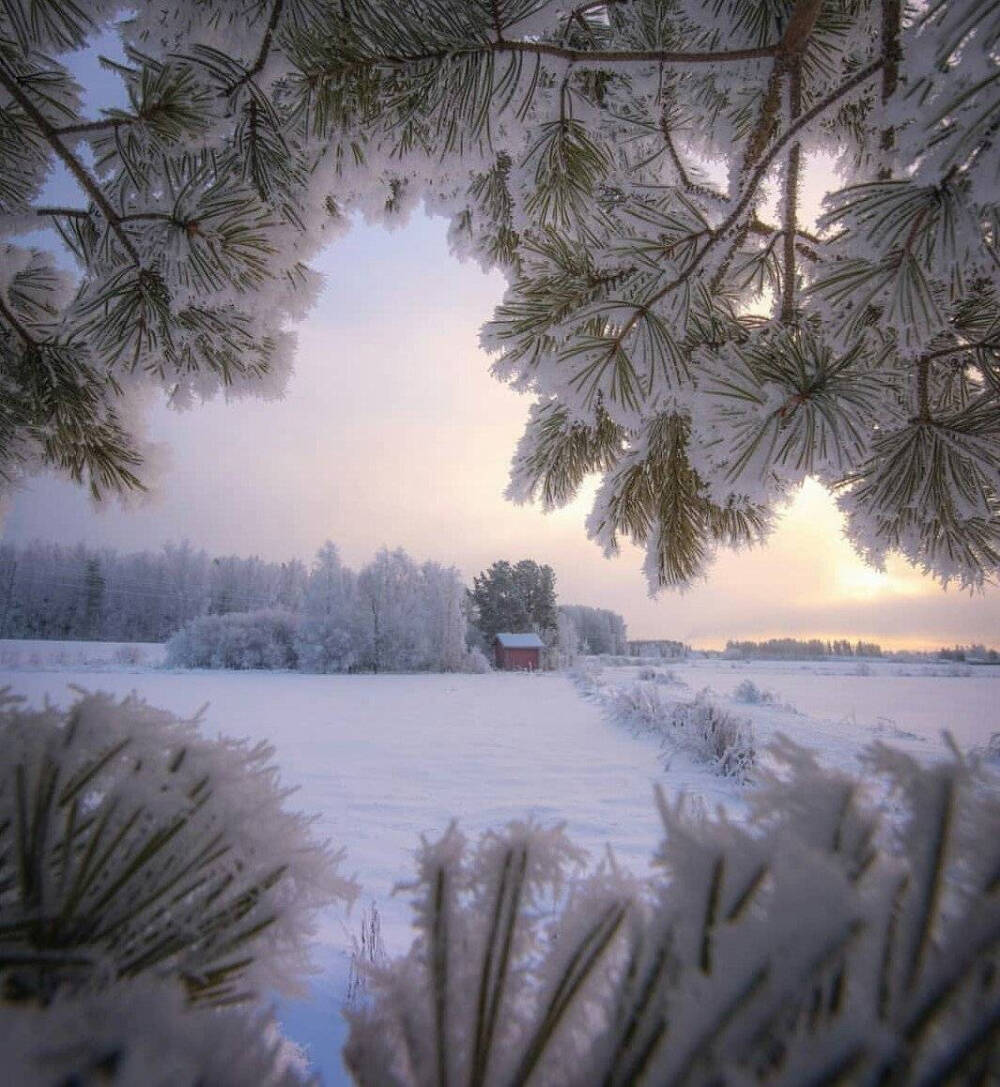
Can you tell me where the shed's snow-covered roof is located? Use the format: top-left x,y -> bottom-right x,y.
495,632 -> 545,649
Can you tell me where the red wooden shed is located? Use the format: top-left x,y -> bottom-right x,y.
493,632 -> 545,671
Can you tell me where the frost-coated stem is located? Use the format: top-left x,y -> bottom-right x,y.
432,866 -> 450,1087
917,357 -> 932,422
0,63 -> 140,265
35,206 -> 93,219
880,0 -> 902,167
55,117 -> 132,137
224,0 -> 286,94
781,60 -> 803,323
331,40 -> 782,75
742,0 -> 826,171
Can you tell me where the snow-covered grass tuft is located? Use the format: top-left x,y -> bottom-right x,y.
605,681 -> 756,782
345,742 -> 1000,1085
672,694 -> 757,781
0,689 -> 356,1006
732,677 -> 777,704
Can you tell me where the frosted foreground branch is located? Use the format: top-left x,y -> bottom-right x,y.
346,740 -> 1000,1085
0,690 -> 357,1005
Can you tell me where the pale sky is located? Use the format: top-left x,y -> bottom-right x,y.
3,211 -> 998,649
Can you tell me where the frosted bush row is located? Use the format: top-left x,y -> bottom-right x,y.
166,604 -> 491,675
147,545 -> 489,674
577,667 -> 756,783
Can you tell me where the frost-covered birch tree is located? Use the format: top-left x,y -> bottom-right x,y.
1,0 -> 997,588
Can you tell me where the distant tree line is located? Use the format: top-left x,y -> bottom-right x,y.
936,644 -> 1000,663
167,545 -> 482,674
0,541 -> 630,672
0,540 -> 480,672
0,540 -> 267,642
724,638 -> 885,660
559,606 -> 628,656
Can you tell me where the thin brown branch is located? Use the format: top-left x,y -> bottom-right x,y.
879,0 -> 902,172
490,0 -> 505,43
742,0 -> 825,172
661,119 -> 727,203
728,60 -> 884,243
0,63 -> 140,264
55,117 -> 131,137
329,39 -> 781,76
710,222 -> 750,293
749,217 -> 822,244
744,56 -> 788,171
35,206 -> 93,219
781,58 -> 803,323
917,357 -> 932,422
924,337 -> 1000,361
224,0 -> 286,94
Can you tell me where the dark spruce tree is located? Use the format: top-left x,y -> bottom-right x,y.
470,559 -> 558,642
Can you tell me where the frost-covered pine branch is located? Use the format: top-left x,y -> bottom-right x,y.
2,1 -> 998,587
345,739 -> 1000,1084
0,689 -> 356,1006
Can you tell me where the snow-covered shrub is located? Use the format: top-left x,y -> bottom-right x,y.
673,695 -> 757,782
344,820 -> 595,1084
732,678 -> 776,705
166,610 -> 300,670
0,981 -> 312,1086
610,680 -> 669,733
609,683 -> 756,782
0,690 -> 355,1006
112,644 -> 146,667
345,743 -> 1000,1085
639,667 -> 683,686
461,647 -> 493,674
294,613 -> 357,673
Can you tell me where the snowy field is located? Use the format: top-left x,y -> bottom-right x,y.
1,644 -> 997,1083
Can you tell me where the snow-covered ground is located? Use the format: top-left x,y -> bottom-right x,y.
1,644 -> 997,1083
0,637 -> 166,670
591,656 -> 1000,759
